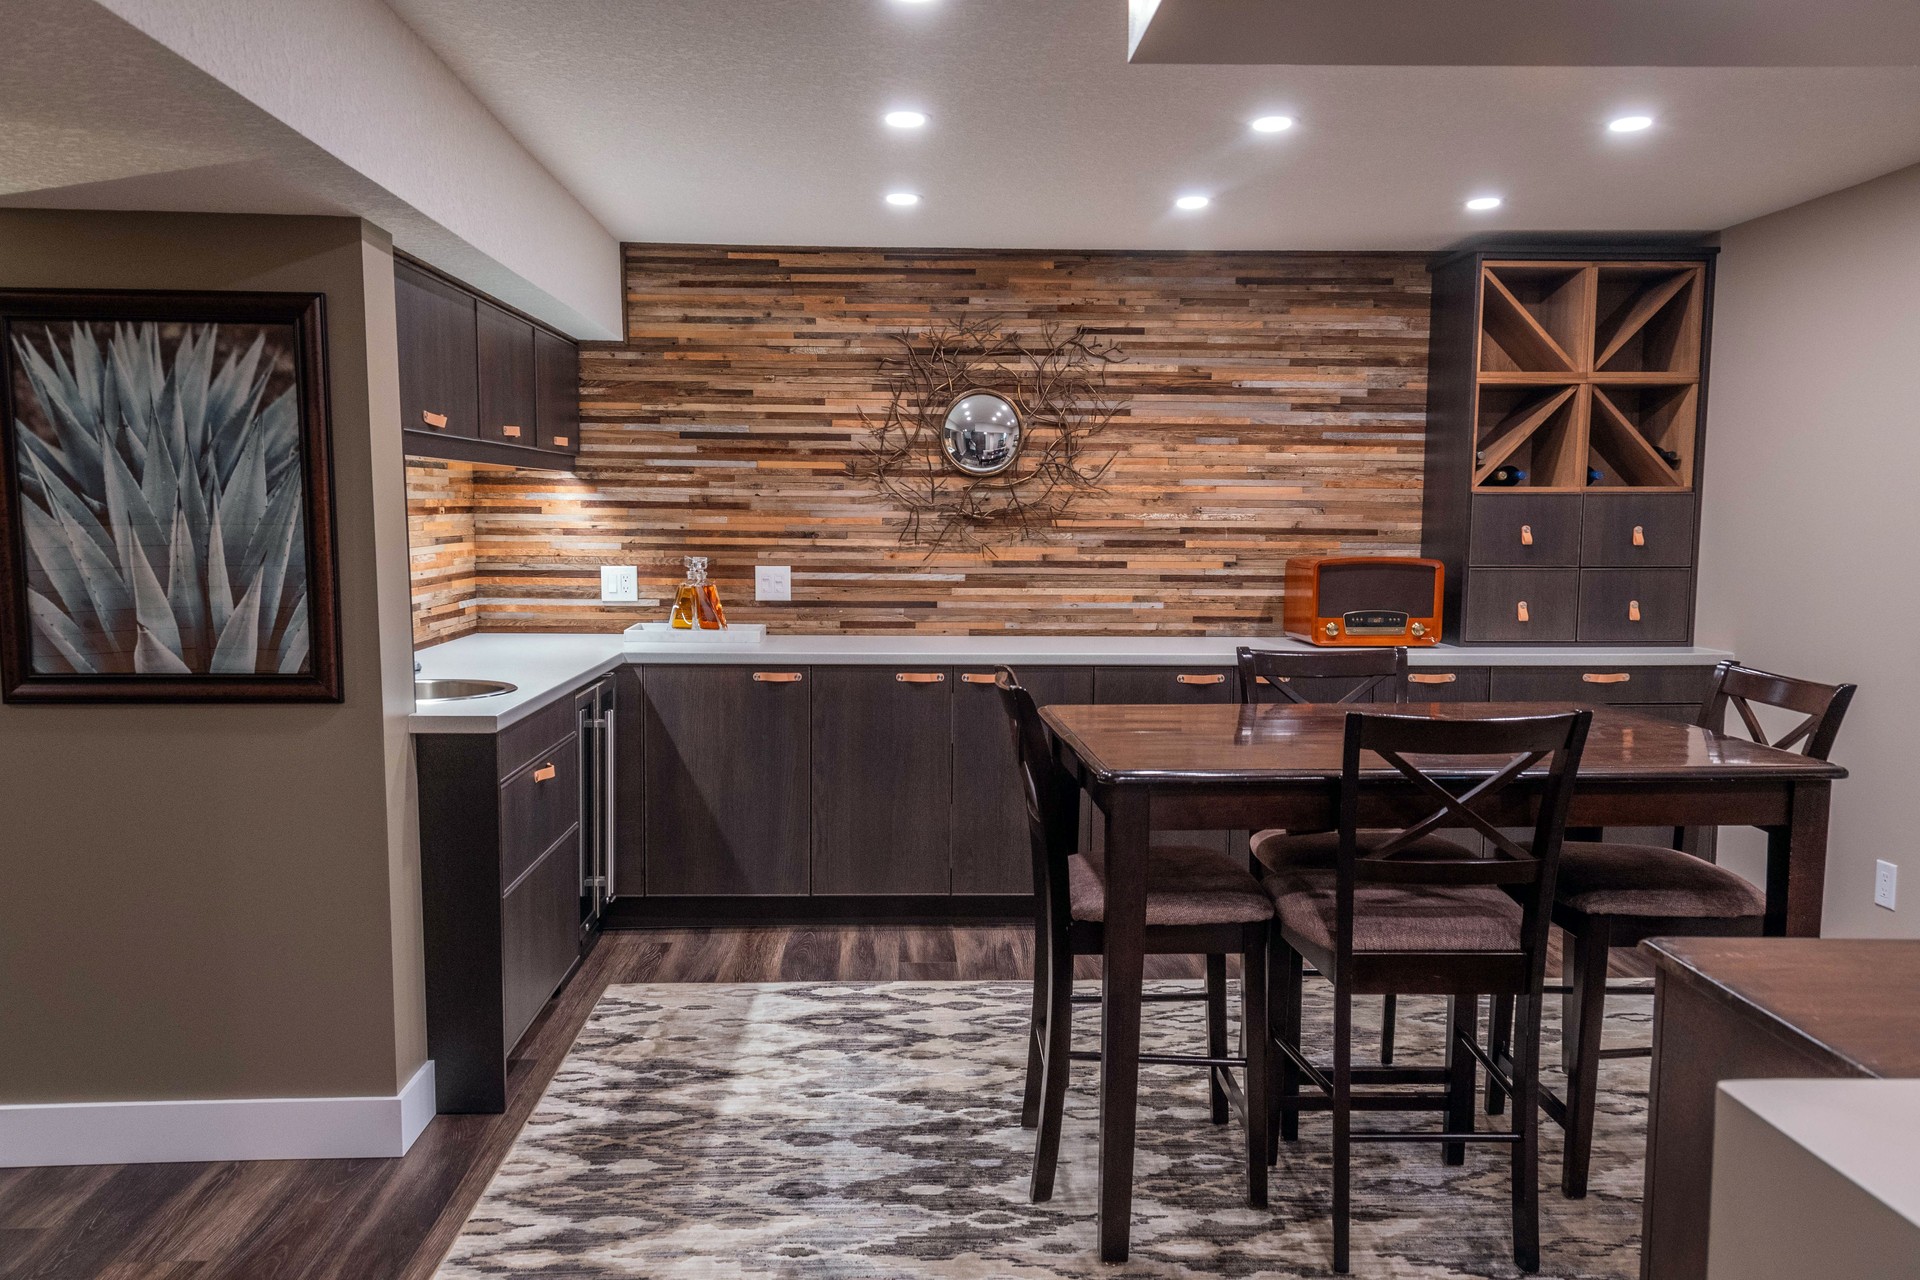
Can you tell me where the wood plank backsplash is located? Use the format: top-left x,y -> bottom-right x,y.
408,244 -> 1432,644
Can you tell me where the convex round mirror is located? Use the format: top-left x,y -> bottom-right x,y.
940,391 -> 1022,477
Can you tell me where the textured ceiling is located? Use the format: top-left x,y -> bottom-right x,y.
387,0 -> 1920,250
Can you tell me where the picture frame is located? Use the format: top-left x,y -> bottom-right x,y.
0,289 -> 342,702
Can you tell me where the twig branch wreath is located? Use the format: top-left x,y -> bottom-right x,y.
848,317 -> 1126,550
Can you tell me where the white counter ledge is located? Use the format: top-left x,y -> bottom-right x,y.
410,632 -> 1735,734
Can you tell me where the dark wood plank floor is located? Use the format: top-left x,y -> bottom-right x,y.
0,925 -> 1645,1280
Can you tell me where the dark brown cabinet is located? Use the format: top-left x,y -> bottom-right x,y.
476,301 -> 538,447
1387,666 -> 1493,703
1460,569 -> 1580,643
951,666 -> 1094,895
416,695 -> 584,1112
641,665 -> 810,895
811,668 -> 955,894
535,328 -> 581,452
395,260 -> 477,440
1470,494 -> 1581,566
1093,666 -> 1237,856
1581,493 -> 1696,568
1423,245 -> 1713,645
397,258 -> 579,469
1578,568 -> 1693,644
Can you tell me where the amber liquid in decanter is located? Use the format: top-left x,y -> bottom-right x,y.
669,556 -> 726,630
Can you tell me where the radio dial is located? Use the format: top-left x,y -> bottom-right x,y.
1324,622 -> 1340,638
1410,622 -> 1427,637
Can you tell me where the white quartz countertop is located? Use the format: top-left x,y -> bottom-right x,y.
410,631 -> 1734,734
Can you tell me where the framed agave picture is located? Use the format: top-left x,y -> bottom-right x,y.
0,290 -> 341,702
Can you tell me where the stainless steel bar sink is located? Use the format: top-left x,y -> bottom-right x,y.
414,679 -> 517,703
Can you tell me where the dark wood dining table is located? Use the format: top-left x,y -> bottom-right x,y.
1037,699 -> 1847,1263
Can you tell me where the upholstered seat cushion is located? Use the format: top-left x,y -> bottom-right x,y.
1265,868 -> 1524,954
1067,846 -> 1273,927
1555,841 -> 1767,919
1250,828 -> 1478,874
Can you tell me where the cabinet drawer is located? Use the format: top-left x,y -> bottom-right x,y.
1462,569 -> 1579,643
1385,667 -> 1492,703
1582,494 -> 1696,568
498,696 -> 576,780
500,832 -> 579,1053
1470,494 -> 1581,567
1490,665 -> 1716,705
1578,568 -> 1692,644
1094,667 -> 1236,704
500,737 -> 579,888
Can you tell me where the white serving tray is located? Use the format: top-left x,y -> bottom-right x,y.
624,621 -> 767,648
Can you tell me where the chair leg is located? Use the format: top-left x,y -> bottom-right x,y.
1560,924 -> 1612,1199
1380,994 -> 1397,1065
1206,952 -> 1229,1125
1019,917 -> 1049,1129
1510,993 -> 1543,1273
1243,934 -> 1270,1207
1484,995 -> 1513,1116
1559,943 -> 1579,1077
1276,943 -> 1304,1147
1444,994 -> 1477,1166
1029,930 -> 1075,1202
1332,982 -> 1353,1275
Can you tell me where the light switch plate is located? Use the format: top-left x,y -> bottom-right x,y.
1875,860 -> 1898,911
600,565 -> 639,602
755,565 -> 792,602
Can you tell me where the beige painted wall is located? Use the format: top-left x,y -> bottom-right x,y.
1698,162 -> 1920,938
0,210 -> 426,1101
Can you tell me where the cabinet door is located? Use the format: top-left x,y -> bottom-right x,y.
395,262 -> 478,439
475,301 -> 538,446
1581,493 -> 1696,568
500,830 -> 579,1053
643,666 -> 809,895
1092,666 -> 1236,856
951,667 -> 1093,895
534,328 -> 580,452
1578,568 -> 1692,644
1470,494 -> 1581,566
811,668 -> 953,895
1463,569 -> 1579,643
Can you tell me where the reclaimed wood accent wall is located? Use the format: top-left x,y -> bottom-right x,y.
406,459 -> 482,645
408,244 -> 1430,643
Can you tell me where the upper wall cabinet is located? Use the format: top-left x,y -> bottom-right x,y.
397,258 -> 580,470
1422,245 -> 1715,645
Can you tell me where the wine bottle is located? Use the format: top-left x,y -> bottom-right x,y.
1486,465 -> 1527,487
1657,447 -> 1681,467
1588,467 -> 1604,485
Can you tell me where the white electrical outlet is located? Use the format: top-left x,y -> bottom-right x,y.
755,565 -> 792,602
599,565 -> 639,602
1875,860 -> 1898,911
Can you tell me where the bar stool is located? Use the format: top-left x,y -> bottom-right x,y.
995,668 -> 1275,1208
1486,661 -> 1857,1198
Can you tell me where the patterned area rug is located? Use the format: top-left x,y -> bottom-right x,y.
438,982 -> 1648,1278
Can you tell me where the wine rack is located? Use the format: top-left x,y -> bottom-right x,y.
1469,260 -> 1703,493
1422,245 -> 1715,644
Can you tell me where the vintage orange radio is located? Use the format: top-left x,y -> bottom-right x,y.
1284,556 -> 1444,646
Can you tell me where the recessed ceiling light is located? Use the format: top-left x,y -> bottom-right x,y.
1175,194 -> 1210,211
885,191 -> 921,206
1608,114 -> 1655,134
884,110 -> 928,129
1249,115 -> 1295,133
1464,196 -> 1503,212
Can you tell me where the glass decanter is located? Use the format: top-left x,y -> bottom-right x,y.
669,556 -> 727,630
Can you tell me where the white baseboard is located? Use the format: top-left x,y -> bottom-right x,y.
0,1060 -> 436,1167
